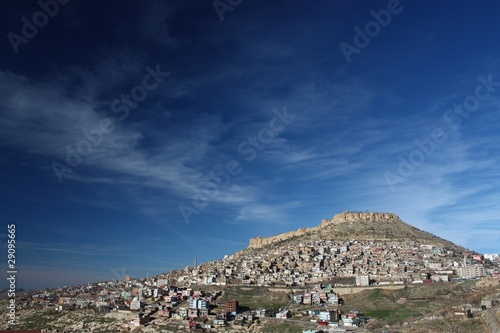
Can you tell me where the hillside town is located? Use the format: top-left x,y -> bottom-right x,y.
169,239 -> 499,288
3,268 -> 500,332
2,213 -> 500,332
2,241 -> 500,332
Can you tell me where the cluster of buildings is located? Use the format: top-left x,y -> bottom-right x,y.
8,236 -> 500,332
164,240 -> 498,288
11,274 -> 371,331
11,269 -> 500,332
292,284 -> 342,305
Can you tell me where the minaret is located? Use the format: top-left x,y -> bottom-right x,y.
194,257 -> 197,268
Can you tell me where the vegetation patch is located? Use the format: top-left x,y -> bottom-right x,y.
262,320 -> 307,333
365,308 -> 393,319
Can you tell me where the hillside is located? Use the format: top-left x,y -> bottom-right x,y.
151,210 -> 482,291
247,211 -> 457,251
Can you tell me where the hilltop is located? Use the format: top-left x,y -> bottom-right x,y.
248,211 -> 455,250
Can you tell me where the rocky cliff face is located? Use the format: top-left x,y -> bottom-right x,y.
249,211 -> 400,249
320,211 -> 399,227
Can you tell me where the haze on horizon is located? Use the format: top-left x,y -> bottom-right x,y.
1,0 -> 499,290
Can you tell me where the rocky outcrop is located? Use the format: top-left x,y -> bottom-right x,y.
320,211 -> 399,227
249,211 -> 400,249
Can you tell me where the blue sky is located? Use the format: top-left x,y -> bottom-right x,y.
1,0 -> 500,290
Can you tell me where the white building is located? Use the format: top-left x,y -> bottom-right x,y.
484,254 -> 500,262
156,278 -> 168,286
355,275 -> 369,286
130,297 -> 140,310
189,298 -> 208,309
459,264 -> 486,278
319,310 -> 335,321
